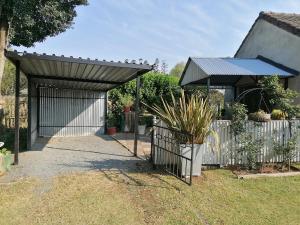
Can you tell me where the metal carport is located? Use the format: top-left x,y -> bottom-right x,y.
179,57 -> 297,99
5,50 -> 153,164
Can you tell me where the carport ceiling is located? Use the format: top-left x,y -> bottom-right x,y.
5,50 -> 153,91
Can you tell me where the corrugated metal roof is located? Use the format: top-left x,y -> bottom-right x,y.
5,50 -> 153,91
180,57 -> 295,86
191,58 -> 292,76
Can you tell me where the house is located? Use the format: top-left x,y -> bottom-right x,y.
235,11 -> 300,104
180,11 -> 300,109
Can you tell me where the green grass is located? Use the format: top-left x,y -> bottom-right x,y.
292,163 -> 300,170
0,169 -> 299,225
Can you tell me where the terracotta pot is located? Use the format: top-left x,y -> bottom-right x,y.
107,127 -> 117,135
123,106 -> 131,113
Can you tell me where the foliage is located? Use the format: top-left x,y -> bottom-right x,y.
169,62 -> 185,77
238,133 -> 263,170
0,128 -> 27,152
259,76 -> 300,118
271,109 -> 286,120
248,110 -> 270,122
138,115 -> 152,126
107,112 -> 117,127
119,94 -> 133,107
145,89 -> 218,146
108,71 -> 180,124
0,147 -> 10,155
1,0 -> 88,47
231,102 -> 247,136
1,60 -> 27,95
230,102 -> 263,170
273,136 -> 298,171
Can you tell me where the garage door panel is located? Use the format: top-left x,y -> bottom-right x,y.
39,88 -> 105,137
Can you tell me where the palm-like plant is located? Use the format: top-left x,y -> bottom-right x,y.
146,90 -> 218,146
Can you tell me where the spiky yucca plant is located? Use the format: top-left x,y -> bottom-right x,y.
146,90 -> 218,146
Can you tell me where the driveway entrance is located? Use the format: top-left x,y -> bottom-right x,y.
1,135 -> 146,182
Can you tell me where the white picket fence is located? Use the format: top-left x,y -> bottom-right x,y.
155,120 -> 300,166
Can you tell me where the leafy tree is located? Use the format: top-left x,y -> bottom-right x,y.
259,76 -> 300,118
169,62 -> 185,77
1,59 -> 27,95
0,0 -> 88,96
108,71 -> 180,127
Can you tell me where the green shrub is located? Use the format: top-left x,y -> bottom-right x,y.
120,94 -> 134,108
259,76 -> 300,119
231,102 -> 248,136
238,134 -> 263,170
0,128 -> 27,152
107,112 -> 118,127
139,114 -> 153,127
108,71 -> 180,128
273,136 -> 298,171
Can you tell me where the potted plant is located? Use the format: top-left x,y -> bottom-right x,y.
0,142 -> 13,173
248,110 -> 271,122
120,94 -> 134,113
138,116 -> 147,135
146,90 -> 219,176
271,109 -> 286,120
107,112 -> 117,135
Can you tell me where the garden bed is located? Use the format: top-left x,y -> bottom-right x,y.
230,164 -> 300,179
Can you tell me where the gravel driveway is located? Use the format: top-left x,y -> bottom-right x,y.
0,135 -> 147,182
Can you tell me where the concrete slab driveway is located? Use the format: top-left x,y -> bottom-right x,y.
1,135 -> 146,182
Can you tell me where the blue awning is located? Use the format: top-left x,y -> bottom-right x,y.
180,57 -> 297,86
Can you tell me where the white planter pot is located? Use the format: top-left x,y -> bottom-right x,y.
138,125 -> 146,135
180,144 -> 204,177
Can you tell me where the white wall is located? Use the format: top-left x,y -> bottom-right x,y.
236,19 -> 300,103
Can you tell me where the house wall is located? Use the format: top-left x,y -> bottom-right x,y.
28,82 -> 38,150
181,60 -> 208,86
236,19 -> 300,103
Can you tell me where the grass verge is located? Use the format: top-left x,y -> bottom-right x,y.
0,169 -> 299,225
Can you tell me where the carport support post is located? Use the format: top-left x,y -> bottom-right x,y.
14,60 -> 21,165
134,76 -> 141,156
27,76 -> 32,150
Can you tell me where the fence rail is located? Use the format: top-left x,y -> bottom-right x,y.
155,120 -> 300,166
151,125 -> 194,185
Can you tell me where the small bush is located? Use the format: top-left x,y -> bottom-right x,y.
120,94 -> 134,108
0,128 -> 27,152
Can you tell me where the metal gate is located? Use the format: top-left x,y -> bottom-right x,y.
151,125 -> 194,185
39,87 -> 105,137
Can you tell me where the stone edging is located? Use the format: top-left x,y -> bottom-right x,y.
237,171 -> 300,179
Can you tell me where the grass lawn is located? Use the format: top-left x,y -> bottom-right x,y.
0,169 -> 299,225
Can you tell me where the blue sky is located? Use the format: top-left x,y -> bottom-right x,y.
15,0 -> 300,71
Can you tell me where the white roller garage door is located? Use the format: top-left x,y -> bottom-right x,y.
39,87 -> 105,137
